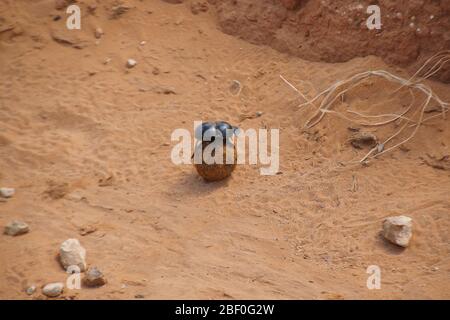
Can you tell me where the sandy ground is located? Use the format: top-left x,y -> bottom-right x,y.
0,0 -> 449,299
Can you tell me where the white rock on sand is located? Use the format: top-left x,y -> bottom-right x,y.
382,215 -> 413,247
0,187 -> 15,198
4,220 -> 29,236
126,59 -> 137,68
59,239 -> 87,272
42,282 -> 64,297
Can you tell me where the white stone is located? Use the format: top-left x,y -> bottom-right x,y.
126,59 -> 137,68
0,187 -> 15,198
59,238 -> 87,272
42,282 -> 64,297
4,220 -> 29,236
383,215 -> 413,247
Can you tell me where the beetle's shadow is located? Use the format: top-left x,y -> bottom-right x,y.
172,170 -> 232,198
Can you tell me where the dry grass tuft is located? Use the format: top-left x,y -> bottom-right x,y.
281,51 -> 450,163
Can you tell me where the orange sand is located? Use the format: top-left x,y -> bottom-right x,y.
0,0 -> 449,299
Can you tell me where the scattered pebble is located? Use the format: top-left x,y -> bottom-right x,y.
94,27 -> 104,39
59,238 -> 87,272
382,215 -> 413,247
0,187 -> 15,198
377,143 -> 384,153
79,225 -> 97,236
83,266 -> 107,287
4,220 -> 29,236
256,111 -> 263,117
140,41 -> 146,46
26,285 -> 36,295
349,132 -> 378,149
42,282 -> 64,298
126,59 -> 137,69
135,294 -> 145,299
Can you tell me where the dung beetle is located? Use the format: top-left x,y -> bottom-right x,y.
195,121 -> 239,144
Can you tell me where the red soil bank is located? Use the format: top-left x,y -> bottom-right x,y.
210,0 -> 450,82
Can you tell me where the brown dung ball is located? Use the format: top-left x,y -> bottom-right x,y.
194,141 -> 237,182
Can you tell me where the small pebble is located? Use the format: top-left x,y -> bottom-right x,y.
42,282 -> 64,298
79,225 -> 97,236
83,266 -> 107,287
4,220 -> 29,236
126,59 -> 137,69
94,27 -> 104,39
26,285 -> 36,295
0,187 -> 15,198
